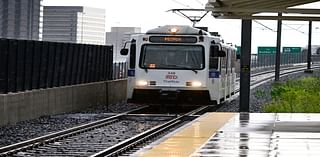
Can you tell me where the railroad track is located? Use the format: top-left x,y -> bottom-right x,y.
247,63 -> 317,81
0,64 -> 319,157
0,106 -> 154,156
90,105 -> 211,157
98,65 -> 320,156
0,105 -> 211,157
249,64 -> 320,90
230,64 -> 320,96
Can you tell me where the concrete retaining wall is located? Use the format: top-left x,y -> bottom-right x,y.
0,79 -> 127,126
107,79 -> 127,105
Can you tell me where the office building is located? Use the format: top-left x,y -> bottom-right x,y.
0,0 -> 43,40
106,27 -> 141,61
43,6 -> 105,45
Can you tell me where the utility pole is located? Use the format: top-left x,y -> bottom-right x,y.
275,13 -> 282,81
305,20 -> 313,73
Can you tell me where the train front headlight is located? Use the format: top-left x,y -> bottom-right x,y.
170,27 -> 179,33
136,80 -> 148,86
191,81 -> 202,87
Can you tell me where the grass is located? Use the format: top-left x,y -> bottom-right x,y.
255,89 -> 267,98
264,77 -> 320,113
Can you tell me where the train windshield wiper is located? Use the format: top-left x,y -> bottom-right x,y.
167,64 -> 198,74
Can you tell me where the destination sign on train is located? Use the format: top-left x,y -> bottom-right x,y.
149,36 -> 197,43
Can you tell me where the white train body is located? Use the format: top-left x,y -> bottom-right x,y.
121,25 -> 237,104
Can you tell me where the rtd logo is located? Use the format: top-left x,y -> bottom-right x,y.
166,75 -> 178,79
165,72 -> 178,79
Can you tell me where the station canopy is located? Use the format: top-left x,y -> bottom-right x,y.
205,0 -> 320,21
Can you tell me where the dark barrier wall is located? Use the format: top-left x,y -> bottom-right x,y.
0,38 -> 113,94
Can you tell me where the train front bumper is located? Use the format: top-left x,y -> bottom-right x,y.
130,89 -> 211,104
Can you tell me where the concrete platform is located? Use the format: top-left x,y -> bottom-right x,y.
134,113 -> 320,157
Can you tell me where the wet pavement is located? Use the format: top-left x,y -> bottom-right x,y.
192,113 -> 320,157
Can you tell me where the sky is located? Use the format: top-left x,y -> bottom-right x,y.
43,0 -> 320,53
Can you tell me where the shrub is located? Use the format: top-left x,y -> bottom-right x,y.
264,77 -> 320,113
255,89 -> 267,98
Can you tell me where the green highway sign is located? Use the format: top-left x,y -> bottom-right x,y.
282,47 -> 301,53
258,46 -> 276,54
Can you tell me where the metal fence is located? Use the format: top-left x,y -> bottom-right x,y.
112,62 -> 127,80
251,52 -> 320,68
0,38 -> 113,94
312,55 -> 320,63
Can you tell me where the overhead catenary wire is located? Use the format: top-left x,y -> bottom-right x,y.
254,20 -> 310,35
253,20 -> 277,32
282,23 -> 307,35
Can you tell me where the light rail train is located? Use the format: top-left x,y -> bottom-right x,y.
121,25 -> 237,104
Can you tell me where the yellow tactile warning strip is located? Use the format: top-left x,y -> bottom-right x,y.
138,112 -> 236,157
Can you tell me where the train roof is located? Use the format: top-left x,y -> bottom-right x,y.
146,25 -> 210,36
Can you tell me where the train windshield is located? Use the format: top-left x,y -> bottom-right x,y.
140,44 -> 204,70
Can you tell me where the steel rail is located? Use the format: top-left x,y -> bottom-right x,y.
237,63 -> 316,82
0,106 -> 148,156
1,65 -> 319,156
90,105 -> 212,157
94,65 -> 320,156
235,65 -> 320,94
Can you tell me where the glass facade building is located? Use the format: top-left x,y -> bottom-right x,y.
0,0 -> 43,40
43,6 -> 105,45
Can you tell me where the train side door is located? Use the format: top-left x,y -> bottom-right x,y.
230,49 -> 237,95
226,48 -> 232,98
209,44 -> 226,102
220,47 -> 227,100
120,39 -> 136,99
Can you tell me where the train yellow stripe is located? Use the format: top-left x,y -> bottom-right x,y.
138,112 -> 236,157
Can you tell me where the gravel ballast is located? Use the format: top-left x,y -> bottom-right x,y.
0,102 -> 143,147
1,69 -> 319,148
13,118 -> 166,157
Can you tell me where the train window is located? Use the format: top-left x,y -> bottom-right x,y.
225,48 -> 228,74
231,50 -> 235,73
209,45 -> 220,69
219,58 -> 222,73
210,45 -> 219,57
129,42 -> 136,69
221,56 -> 226,70
139,44 -> 205,70
209,58 -> 218,69
210,45 -> 226,57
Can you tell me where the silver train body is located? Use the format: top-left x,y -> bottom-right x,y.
121,25 -> 237,104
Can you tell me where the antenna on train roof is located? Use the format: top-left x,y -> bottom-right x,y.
167,9 -> 209,27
